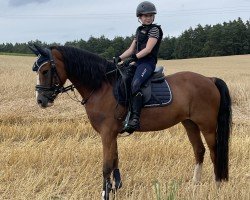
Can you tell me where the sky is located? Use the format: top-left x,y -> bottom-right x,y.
0,0 -> 249,44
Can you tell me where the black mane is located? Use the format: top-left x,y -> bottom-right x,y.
51,46 -> 116,89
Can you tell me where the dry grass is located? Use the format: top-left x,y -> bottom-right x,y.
0,54 -> 249,200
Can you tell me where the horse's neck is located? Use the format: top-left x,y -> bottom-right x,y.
71,78 -> 114,106
69,78 -> 92,100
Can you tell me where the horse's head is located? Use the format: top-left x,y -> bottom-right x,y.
29,44 -> 68,108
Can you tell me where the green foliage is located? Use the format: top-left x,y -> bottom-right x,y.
153,180 -> 181,200
0,18 -> 249,60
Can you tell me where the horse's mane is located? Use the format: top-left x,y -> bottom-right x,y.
51,46 -> 116,89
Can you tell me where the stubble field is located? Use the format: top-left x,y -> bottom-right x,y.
0,54 -> 249,199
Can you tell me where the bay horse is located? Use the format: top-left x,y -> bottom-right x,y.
29,44 -> 231,200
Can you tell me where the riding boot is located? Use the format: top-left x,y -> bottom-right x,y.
124,91 -> 143,134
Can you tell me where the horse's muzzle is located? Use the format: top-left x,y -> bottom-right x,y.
37,93 -> 54,108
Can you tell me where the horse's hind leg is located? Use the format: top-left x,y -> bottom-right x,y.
182,120 -> 205,183
201,130 -> 217,182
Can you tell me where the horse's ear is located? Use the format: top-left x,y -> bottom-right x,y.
28,45 -> 39,56
33,44 -> 48,57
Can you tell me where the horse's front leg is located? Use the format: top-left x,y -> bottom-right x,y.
101,132 -> 122,200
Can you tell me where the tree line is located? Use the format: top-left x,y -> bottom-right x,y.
0,18 -> 249,60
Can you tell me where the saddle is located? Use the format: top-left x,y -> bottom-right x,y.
113,66 -> 173,107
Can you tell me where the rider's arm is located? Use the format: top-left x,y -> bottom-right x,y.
135,37 -> 157,59
119,39 -> 136,60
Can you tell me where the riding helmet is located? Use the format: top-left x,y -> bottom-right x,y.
136,1 -> 157,17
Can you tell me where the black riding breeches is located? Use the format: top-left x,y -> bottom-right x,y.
131,62 -> 155,95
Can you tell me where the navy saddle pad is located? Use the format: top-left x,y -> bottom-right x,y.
113,66 -> 173,107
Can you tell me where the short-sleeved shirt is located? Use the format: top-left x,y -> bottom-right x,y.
148,26 -> 160,39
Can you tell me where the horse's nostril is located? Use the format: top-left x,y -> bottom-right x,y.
37,99 -> 42,104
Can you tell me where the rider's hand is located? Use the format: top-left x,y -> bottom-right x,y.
113,56 -> 122,64
123,54 -> 138,66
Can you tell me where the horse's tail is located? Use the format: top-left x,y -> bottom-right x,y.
214,78 -> 232,181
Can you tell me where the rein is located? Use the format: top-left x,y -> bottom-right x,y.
60,62 -> 122,106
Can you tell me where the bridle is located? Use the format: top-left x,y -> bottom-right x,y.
34,48 -> 76,102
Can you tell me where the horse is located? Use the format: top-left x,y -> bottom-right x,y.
29,44 -> 232,200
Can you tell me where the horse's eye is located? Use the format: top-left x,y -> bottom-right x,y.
42,70 -> 49,75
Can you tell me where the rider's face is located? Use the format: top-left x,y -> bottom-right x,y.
139,14 -> 155,25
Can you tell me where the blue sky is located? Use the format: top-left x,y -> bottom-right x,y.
0,0 -> 249,43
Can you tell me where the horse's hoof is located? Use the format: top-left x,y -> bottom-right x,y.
102,191 -> 109,200
114,180 -> 123,190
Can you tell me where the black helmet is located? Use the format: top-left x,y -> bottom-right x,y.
136,1 -> 157,17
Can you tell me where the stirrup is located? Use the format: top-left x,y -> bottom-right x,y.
120,118 -> 139,136
120,125 -> 136,136
122,118 -> 140,134
128,118 -> 140,127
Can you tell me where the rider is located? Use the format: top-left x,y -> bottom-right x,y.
114,1 -> 163,134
